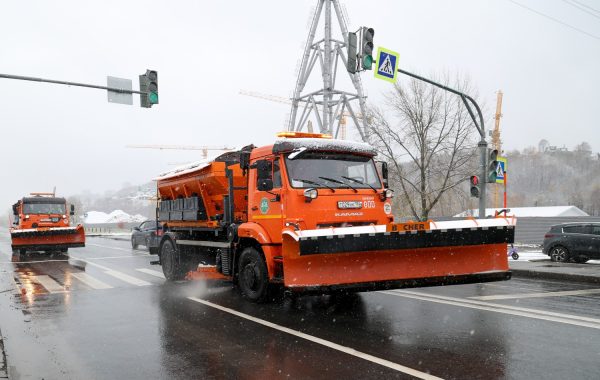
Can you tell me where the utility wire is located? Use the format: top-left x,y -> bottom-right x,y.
508,0 -> 600,40
571,0 -> 600,14
561,0 -> 600,20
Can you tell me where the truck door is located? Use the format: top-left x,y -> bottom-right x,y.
249,157 -> 284,243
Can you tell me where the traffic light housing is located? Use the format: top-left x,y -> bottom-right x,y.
139,69 -> 158,108
487,148 -> 499,183
470,175 -> 480,198
360,27 -> 374,70
346,32 -> 358,74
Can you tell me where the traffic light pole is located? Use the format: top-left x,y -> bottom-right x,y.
0,73 -> 148,95
396,68 -> 488,218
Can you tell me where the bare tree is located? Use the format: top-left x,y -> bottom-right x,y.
367,73 -> 479,220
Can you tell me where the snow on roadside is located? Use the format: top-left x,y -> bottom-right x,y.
84,210 -> 147,224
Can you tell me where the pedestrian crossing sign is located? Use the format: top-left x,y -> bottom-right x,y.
496,157 -> 507,184
374,47 -> 399,83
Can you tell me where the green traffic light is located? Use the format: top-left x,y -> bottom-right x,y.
363,55 -> 373,70
149,92 -> 159,104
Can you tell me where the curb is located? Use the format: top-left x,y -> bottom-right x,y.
511,268 -> 600,285
0,328 -> 7,379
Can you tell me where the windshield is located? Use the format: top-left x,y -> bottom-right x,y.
285,151 -> 381,189
23,203 -> 66,214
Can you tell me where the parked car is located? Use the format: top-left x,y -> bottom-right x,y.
542,223 -> 600,263
131,220 -> 163,254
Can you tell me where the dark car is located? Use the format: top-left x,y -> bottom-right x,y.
131,220 -> 163,254
542,223 -> 600,263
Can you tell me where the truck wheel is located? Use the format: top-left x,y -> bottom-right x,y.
161,240 -> 186,281
238,247 -> 269,303
131,237 -> 138,249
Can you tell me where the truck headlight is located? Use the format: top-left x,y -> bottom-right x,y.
303,188 -> 318,202
380,189 -> 394,200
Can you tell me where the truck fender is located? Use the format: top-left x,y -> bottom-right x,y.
237,223 -> 281,280
237,223 -> 271,244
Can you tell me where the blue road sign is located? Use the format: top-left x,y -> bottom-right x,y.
496,157 -> 507,184
374,47 -> 399,83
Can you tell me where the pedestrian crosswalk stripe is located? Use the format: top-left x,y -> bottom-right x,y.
104,270 -> 151,286
33,275 -> 67,293
71,272 -> 113,290
136,268 -> 165,279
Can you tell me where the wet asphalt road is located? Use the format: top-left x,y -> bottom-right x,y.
1,232 -> 600,379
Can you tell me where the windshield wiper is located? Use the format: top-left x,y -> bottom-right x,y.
342,176 -> 378,193
293,178 -> 335,192
319,176 -> 357,193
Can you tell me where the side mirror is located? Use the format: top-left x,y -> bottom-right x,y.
376,161 -> 389,188
240,151 -> 251,173
12,204 -> 18,216
70,204 -> 75,216
256,160 -> 274,192
133,227 -> 141,232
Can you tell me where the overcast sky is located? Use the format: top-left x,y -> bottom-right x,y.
1,0 -> 598,208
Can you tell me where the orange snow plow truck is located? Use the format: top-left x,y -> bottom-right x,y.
155,132 -> 515,302
10,193 -> 85,254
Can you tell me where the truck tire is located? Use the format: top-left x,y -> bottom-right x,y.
238,247 -> 269,303
161,239 -> 187,281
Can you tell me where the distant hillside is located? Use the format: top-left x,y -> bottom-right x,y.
505,147 -> 600,216
68,182 -> 156,221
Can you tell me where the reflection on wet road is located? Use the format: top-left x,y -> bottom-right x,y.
1,232 -> 600,379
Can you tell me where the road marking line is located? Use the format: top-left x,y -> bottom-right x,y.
188,297 -> 442,380
33,275 -> 67,293
389,289 -> 600,324
1,259 -> 70,265
88,255 -> 152,260
87,243 -> 149,255
71,272 -> 113,290
104,270 -> 151,286
470,288 -> 600,300
382,290 -> 600,329
136,268 -> 165,279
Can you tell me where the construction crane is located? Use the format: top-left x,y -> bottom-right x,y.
239,89 -> 367,140
126,145 -> 235,159
491,90 -> 503,153
491,90 -> 503,208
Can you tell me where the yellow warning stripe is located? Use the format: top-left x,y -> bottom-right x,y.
252,214 -> 284,220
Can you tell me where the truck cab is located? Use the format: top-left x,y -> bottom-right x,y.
246,137 -> 393,243
13,196 -> 74,230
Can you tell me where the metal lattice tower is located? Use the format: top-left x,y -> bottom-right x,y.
288,0 -> 368,141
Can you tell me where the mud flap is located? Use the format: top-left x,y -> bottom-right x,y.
11,225 -> 86,251
281,225 -> 513,291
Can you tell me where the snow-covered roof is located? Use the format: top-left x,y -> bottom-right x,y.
455,206 -> 589,218
153,158 -> 214,181
272,138 -> 377,156
153,149 -> 241,181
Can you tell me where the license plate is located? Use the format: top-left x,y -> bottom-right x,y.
337,201 -> 362,209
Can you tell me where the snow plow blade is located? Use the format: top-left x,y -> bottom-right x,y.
281,218 -> 515,293
11,225 -> 86,252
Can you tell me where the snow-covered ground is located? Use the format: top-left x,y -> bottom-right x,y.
84,210 -> 147,224
510,248 -> 600,265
